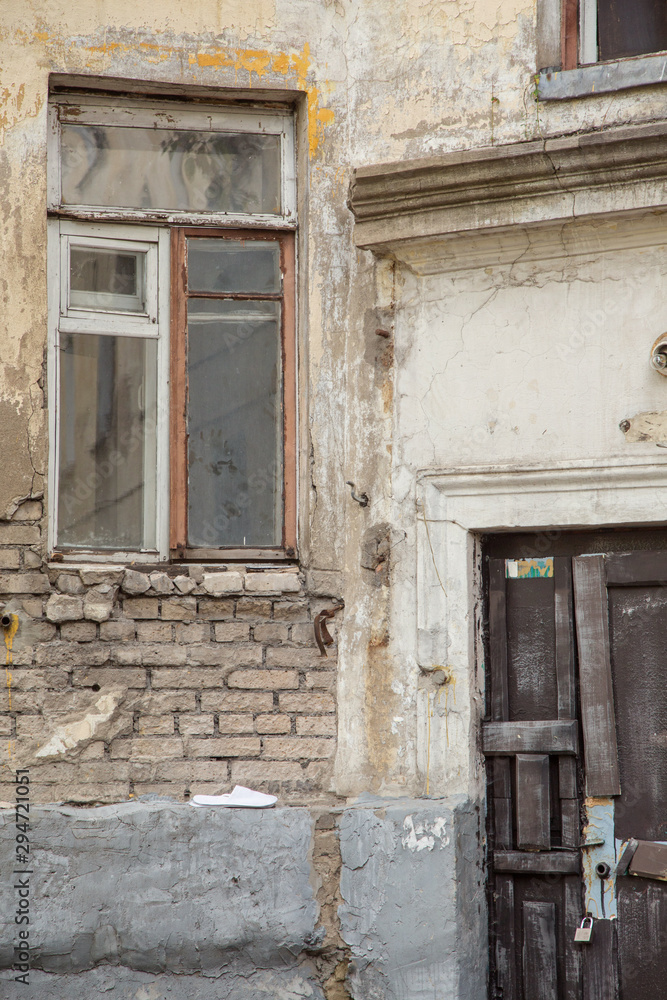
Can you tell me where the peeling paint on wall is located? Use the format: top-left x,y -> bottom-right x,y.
620,409 -> 667,443
35,691 -> 125,758
189,42 -> 334,157
581,797 -> 618,921
401,813 -> 449,851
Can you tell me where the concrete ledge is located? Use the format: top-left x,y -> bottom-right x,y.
349,120 -> 667,271
0,801 -> 318,976
538,54 -> 667,101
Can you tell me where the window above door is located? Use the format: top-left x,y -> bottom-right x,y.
47,91 -> 297,563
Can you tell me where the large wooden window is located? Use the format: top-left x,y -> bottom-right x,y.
48,91 -> 296,561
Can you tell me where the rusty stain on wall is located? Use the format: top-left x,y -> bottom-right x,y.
363,625 -> 400,782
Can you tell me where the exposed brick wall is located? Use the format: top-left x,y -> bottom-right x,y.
0,500 -> 339,805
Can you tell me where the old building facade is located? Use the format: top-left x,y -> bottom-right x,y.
1,1 -> 667,997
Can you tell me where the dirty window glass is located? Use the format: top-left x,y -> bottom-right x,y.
58,333 -> 157,550
186,298 -> 282,548
69,246 -> 146,312
187,240 -> 281,294
61,125 -> 282,215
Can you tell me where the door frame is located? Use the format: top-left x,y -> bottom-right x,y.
415,457 -> 667,989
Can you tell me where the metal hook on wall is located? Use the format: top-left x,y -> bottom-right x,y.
346,481 -> 369,507
314,603 -> 344,658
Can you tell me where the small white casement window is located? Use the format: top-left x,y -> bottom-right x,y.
50,221 -> 170,557
48,92 -> 297,562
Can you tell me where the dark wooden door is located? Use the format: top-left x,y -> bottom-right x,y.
484,549 -> 667,1000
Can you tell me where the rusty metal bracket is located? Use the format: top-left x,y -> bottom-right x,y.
616,838 -> 639,876
345,481 -> 369,507
314,603 -> 344,657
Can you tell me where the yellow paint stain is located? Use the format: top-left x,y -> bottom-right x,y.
443,670 -> 456,746
4,614 -> 18,757
190,42 -> 333,157
84,39 -> 172,63
426,691 -> 433,795
425,669 -> 456,794
35,31 -> 335,158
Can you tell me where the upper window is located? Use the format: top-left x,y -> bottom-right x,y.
565,0 -> 667,68
48,93 -> 296,562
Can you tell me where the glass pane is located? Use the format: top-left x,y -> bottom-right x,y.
61,124 -> 281,215
69,246 -> 146,312
187,299 -> 282,547
58,333 -> 157,550
187,240 -> 280,294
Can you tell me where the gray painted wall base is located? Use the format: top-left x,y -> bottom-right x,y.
338,797 -> 485,1000
0,967 -> 326,1000
0,797 -> 485,1000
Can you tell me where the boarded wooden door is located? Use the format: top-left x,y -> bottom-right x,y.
484,550 -> 667,1000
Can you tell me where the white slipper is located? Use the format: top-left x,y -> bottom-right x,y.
190,785 -> 277,808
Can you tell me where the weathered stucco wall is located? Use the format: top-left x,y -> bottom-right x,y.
4,0 -> 667,801
5,2 -> 667,996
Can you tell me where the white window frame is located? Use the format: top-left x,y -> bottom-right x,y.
47,95 -> 296,229
48,219 -> 171,562
579,0 -> 598,65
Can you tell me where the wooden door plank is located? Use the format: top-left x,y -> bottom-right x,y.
483,719 -> 578,755
559,756 -> 578,799
583,918 -> 618,1000
489,558 -> 509,720
491,757 -> 512,848
561,799 -> 579,849
561,0 -> 578,69
494,851 -> 580,874
617,881 -> 667,998
627,840 -> 667,881
523,900 -> 558,1000
494,875 -> 517,998
563,875 -> 583,1000
554,557 -> 577,719
572,556 -> 621,796
169,228 -> 188,552
493,797 -> 513,850
605,550 -> 667,586
516,754 -> 551,850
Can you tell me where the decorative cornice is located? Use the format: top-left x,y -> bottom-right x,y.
349,121 -> 667,272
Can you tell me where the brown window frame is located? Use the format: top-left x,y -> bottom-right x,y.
561,0 -> 579,69
169,227 -> 297,562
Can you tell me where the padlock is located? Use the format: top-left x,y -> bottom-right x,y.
574,916 -> 594,943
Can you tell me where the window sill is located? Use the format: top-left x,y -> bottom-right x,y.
47,561 -> 302,596
538,52 -> 667,101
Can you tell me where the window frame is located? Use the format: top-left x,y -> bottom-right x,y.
47,95 -> 296,230
47,91 -> 298,564
169,227 -> 297,562
48,219 -> 172,562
